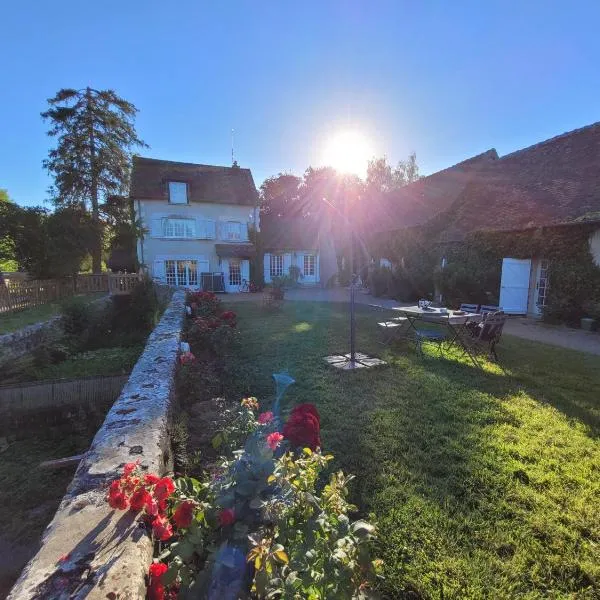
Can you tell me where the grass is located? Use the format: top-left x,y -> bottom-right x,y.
222,301 -> 600,599
0,431 -> 94,596
0,292 -> 107,334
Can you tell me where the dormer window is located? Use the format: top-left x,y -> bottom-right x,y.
168,181 -> 188,204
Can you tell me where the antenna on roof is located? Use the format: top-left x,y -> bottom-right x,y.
231,128 -> 236,167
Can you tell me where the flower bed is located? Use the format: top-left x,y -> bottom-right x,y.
105,291 -> 381,598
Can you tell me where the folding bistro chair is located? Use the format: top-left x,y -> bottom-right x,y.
460,303 -> 479,313
467,310 -> 507,362
480,305 -> 501,318
370,304 -> 409,345
414,328 -> 447,357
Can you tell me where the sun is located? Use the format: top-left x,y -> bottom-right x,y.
322,130 -> 373,176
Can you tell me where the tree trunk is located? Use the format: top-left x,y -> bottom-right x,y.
87,87 -> 102,274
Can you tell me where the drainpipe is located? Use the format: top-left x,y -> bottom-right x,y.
136,198 -> 145,270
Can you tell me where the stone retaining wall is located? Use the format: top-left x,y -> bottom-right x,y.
0,317 -> 63,367
8,290 -> 185,599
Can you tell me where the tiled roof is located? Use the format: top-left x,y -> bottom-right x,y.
438,122 -> 600,241
130,157 -> 259,206
261,217 -> 320,251
366,149 -> 499,234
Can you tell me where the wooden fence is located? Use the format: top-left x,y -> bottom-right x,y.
0,273 -> 140,314
0,374 -> 128,433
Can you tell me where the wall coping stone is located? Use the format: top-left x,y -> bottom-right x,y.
8,290 -> 185,600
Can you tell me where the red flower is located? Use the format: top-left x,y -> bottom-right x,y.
258,411 -> 274,424
152,515 -> 173,541
218,508 -> 235,527
145,495 -> 159,516
154,477 -> 175,502
172,500 -> 195,528
283,404 -> 321,450
123,460 -> 140,477
108,480 -> 129,510
144,473 -> 161,486
129,488 -> 151,512
266,431 -> 284,450
179,351 -> 196,365
148,562 -> 168,600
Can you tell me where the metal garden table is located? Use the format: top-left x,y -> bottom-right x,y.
392,306 -> 483,368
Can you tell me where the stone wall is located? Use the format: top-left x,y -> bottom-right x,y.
8,290 -> 185,600
0,317 -> 63,367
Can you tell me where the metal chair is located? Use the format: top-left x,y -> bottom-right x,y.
414,328 -> 447,357
370,305 -> 409,345
468,310 -> 507,361
460,303 -> 479,313
480,305 -> 501,318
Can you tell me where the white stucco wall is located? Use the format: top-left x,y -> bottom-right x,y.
589,229 -> 600,267
134,199 -> 258,276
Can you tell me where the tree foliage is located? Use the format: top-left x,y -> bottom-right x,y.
1,203 -> 96,278
41,87 -> 147,272
366,152 -> 420,194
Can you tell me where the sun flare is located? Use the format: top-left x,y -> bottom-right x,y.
322,130 -> 373,176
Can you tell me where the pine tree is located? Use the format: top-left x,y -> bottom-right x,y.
42,88 -> 148,273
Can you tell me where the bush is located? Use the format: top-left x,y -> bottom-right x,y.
60,295 -> 95,337
369,266 -> 392,297
186,290 -> 221,317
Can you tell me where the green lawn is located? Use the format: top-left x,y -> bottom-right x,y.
0,292 -> 107,334
223,301 -> 600,599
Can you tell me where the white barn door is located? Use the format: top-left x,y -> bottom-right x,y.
499,258 -> 531,314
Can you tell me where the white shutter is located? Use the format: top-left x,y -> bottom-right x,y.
221,259 -> 230,290
217,221 -> 226,240
241,260 -> 250,283
283,253 -> 292,275
296,252 -> 304,276
206,220 -> 216,239
264,253 -> 271,283
242,223 -> 249,241
153,259 -> 166,282
196,218 -> 206,239
150,218 -> 164,238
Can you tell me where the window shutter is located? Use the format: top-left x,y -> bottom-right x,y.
196,218 -> 206,239
217,221 -> 225,240
264,253 -> 271,283
151,218 -> 164,238
283,253 -> 292,275
206,220 -> 216,239
242,223 -> 249,241
153,260 -> 166,282
241,260 -> 250,283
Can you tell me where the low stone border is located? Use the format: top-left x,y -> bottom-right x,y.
0,316 -> 63,366
8,290 -> 185,599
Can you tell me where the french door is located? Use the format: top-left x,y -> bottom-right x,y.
165,259 -> 199,288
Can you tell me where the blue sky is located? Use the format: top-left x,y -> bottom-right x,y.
2,0 -> 600,207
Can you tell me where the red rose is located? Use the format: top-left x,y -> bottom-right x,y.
293,403 -> 321,425
218,508 -> 235,527
122,460 -> 140,477
258,411 -> 274,424
129,488 -> 151,512
145,496 -> 159,516
154,477 -> 175,502
179,351 -> 196,365
152,515 -> 173,541
148,562 -> 168,600
283,404 -> 321,450
172,500 -> 195,528
266,431 -> 284,450
144,473 -> 161,486
108,480 -> 129,510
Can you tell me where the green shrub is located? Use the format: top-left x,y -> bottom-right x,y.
60,295 -> 94,337
369,266 -> 392,297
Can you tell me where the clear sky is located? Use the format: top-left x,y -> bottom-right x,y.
2,0 -> 600,207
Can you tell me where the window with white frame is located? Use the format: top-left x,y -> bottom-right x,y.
168,181 -> 188,204
303,254 -> 316,277
165,260 -> 198,286
224,221 -> 242,240
270,254 -> 283,278
163,218 -> 195,238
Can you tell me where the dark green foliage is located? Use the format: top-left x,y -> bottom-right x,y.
42,88 -> 147,272
60,295 -> 95,337
0,204 -> 96,278
368,266 -> 392,297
